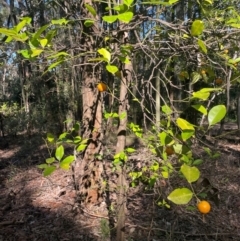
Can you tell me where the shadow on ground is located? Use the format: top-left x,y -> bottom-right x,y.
0,132 -> 240,241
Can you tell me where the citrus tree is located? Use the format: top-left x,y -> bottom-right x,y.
1,0 -> 240,240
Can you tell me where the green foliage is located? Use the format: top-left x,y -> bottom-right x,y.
191,20 -> 204,36
167,188 -> 193,205
38,122 -> 87,176
208,105 -> 226,126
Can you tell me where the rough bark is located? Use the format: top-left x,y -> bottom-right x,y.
116,62 -> 132,241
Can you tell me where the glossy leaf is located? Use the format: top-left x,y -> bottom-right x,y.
124,0 -> 134,6
181,130 -> 195,141
118,12 -> 133,23
60,155 -> 75,170
192,91 -> 210,100
43,166 -> 56,176
98,48 -> 111,62
191,20 -> 204,36
32,24 -> 49,40
198,39 -> 207,54
106,64 -> 118,74
15,17 -> 31,33
162,105 -> 172,115
208,105 -> 226,126
181,164 -> 200,183
37,164 -> 48,169
46,157 -> 55,164
39,38 -> 48,48
102,15 -> 118,23
84,3 -> 97,17
31,49 -> 43,57
47,133 -> 55,143
192,159 -> 203,166
191,104 -> 207,115
51,18 -> 69,25
191,72 -> 201,84
77,144 -> 87,152
84,20 -> 94,27
167,188 -> 193,205
18,50 -> 31,59
55,145 -> 64,161
47,60 -> 64,71
176,118 -> 195,130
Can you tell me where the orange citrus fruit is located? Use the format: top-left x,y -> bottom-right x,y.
166,146 -> 174,156
215,78 -> 223,85
97,82 -> 107,92
197,200 -> 211,214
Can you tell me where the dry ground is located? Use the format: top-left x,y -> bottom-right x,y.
0,126 -> 240,241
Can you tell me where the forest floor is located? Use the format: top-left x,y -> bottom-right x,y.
0,123 -> 240,241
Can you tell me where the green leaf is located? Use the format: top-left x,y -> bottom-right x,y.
32,24 -> 49,40
159,132 -> 167,145
125,147 -> 135,153
102,15 -> 118,23
192,91 -> 210,100
84,20 -> 94,27
191,20 -> 204,36
39,38 -> 48,48
45,29 -> 57,44
74,136 -> 82,144
55,145 -> 64,161
162,105 -> 172,115
47,133 -> 55,143
227,23 -> 240,28
169,0 -> 179,3
119,56 -> 130,64
37,164 -> 48,169
123,0 -> 134,6
192,159 -> 203,166
31,49 -> 43,57
191,72 -> 201,85
198,39 -> 207,54
84,4 -> 97,17
228,57 -> 240,64
15,17 -> 31,33
191,104 -> 207,115
77,144 -> 87,152
0,28 -> 28,42
167,188 -> 193,205
60,155 -> 75,170
18,49 -> 31,59
173,144 -> 182,154
47,60 -> 64,71
98,48 -> 111,62
203,0 -> 213,4
43,166 -> 56,176
51,18 -> 69,25
58,132 -> 68,141
181,130 -> 195,141
46,157 -> 55,164
181,164 -> 200,183
0,28 -> 17,36
106,64 -> 118,74
208,105 -> 226,126
176,118 -> 195,130
118,12 -> 133,23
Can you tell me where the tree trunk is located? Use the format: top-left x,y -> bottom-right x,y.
116,61 -> 132,241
